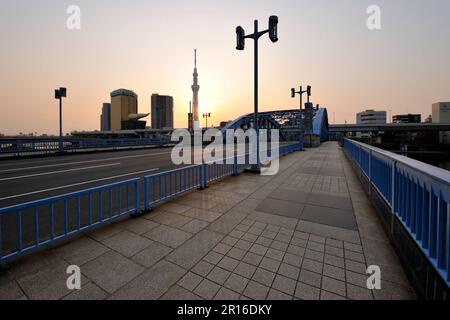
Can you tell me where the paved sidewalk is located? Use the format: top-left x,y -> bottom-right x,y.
0,142 -> 416,300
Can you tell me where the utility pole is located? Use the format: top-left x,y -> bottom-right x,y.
54,87 -> 67,153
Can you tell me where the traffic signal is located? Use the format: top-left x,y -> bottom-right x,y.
236,26 -> 245,50
269,16 -> 278,43
307,86 -> 311,97
291,88 -> 296,98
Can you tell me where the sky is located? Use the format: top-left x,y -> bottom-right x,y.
1,0 -> 449,135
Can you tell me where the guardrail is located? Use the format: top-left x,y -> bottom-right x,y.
0,138 -> 165,155
343,138 -> 450,288
0,178 -> 140,263
0,142 -> 302,264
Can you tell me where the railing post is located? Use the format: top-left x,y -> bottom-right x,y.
199,163 -> 207,190
233,155 -> 238,176
391,161 -> 396,233
367,149 -> 372,195
144,177 -> 150,211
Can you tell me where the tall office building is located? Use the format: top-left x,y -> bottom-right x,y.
151,94 -> 174,129
109,89 -> 148,131
356,109 -> 387,125
100,103 -> 111,131
432,102 -> 450,123
191,49 -> 200,129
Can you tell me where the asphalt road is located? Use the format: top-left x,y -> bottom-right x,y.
0,148 -> 184,209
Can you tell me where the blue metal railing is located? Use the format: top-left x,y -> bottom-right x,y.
0,142 -> 302,264
343,138 -> 450,287
0,178 -> 140,263
0,138 -> 165,155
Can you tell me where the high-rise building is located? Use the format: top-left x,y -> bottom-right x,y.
191,49 -> 200,129
432,102 -> 450,123
151,94 -> 174,129
100,103 -> 111,131
109,89 -> 148,131
356,109 -> 386,125
392,114 -> 421,124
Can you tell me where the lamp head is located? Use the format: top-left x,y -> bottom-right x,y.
269,16 -> 278,43
236,26 -> 245,50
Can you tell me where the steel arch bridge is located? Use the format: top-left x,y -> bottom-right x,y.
221,107 -> 329,142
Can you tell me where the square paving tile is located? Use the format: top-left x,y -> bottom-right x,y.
161,285 -> 202,300
83,251 -> 144,294
102,230 -> 153,257
295,282 -> 320,300
252,268 -> 275,287
54,236 -> 109,266
165,230 -> 224,269
234,262 -> 257,279
278,263 -> 300,280
255,199 -> 304,219
298,269 -> 322,288
132,242 -> 172,268
144,225 -> 192,249
17,260 -> 84,300
272,275 -> 297,295
259,257 -> 281,273
224,273 -> 249,294
300,205 -> 357,231
207,267 -> 231,285
242,252 -> 264,266
243,280 -> 269,300
178,272 -> 203,291
319,167 -> 345,177
267,288 -> 292,300
321,276 -> 346,296
109,260 -> 186,299
214,287 -> 240,300
217,256 -> 240,272
268,189 -> 309,204
307,193 -> 353,211
181,219 -> 210,234
120,217 -> 160,235
194,279 -> 221,299
283,253 -> 303,267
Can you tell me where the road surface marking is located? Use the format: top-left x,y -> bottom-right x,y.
0,163 -> 121,182
0,168 -> 160,201
0,151 -> 171,173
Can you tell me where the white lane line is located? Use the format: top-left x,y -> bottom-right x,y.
0,151 -> 171,173
0,163 -> 121,182
0,168 -> 160,201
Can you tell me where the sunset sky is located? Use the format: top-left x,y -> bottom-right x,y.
1,0 -> 449,135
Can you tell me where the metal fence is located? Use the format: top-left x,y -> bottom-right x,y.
0,142 -> 302,264
343,138 -> 450,287
0,178 -> 140,263
0,138 -> 164,155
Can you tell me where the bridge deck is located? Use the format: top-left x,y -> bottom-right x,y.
0,142 -> 415,300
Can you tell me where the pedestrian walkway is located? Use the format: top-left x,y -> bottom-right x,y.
0,142 -> 415,300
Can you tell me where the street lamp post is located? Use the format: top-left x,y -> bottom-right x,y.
236,16 -> 278,172
54,87 -> 67,153
203,112 -> 211,129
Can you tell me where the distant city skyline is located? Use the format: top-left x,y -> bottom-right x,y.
1,0 -> 450,135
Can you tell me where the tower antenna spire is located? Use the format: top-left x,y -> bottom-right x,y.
194,49 -> 197,68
